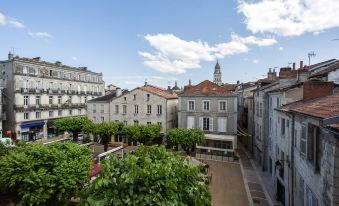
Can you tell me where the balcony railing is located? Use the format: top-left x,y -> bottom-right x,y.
15,88 -> 101,96
14,103 -> 86,111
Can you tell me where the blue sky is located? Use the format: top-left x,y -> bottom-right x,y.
1,0 -> 339,89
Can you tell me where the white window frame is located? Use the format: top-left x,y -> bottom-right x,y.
24,112 -> 29,120
202,100 -> 210,111
300,125 -> 307,155
134,105 -> 139,114
218,100 -> 227,112
122,105 -> 127,114
187,100 -> 195,111
147,105 -> 152,114
187,116 -> 195,129
157,105 -> 162,115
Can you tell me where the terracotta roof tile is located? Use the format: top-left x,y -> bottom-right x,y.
179,80 -> 235,95
140,84 -> 177,99
278,92 -> 339,119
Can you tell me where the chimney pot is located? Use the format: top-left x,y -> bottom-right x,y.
299,61 -> 303,70
293,62 -> 296,71
116,87 -> 122,97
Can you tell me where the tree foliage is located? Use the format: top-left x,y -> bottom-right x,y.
53,116 -> 92,141
123,124 -> 161,145
0,142 -> 92,205
80,146 -> 211,206
167,128 -> 205,154
90,122 -> 119,151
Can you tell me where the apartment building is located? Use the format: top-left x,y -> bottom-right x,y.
0,53 -> 105,141
178,80 -> 238,161
108,83 -> 178,134
276,88 -> 339,206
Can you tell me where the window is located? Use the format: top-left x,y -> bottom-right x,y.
123,105 -> 127,114
49,70 -> 53,76
259,103 -> 263,117
124,97 -> 127,101
68,96 -> 72,104
93,104 -> 96,113
58,96 -> 62,104
49,111 -> 53,117
188,100 -> 195,111
84,96 -> 87,103
101,104 -> 104,113
277,97 -> 280,107
35,81 -> 40,89
134,105 -> 139,114
123,120 -> 128,126
49,82 -> 53,90
203,101 -> 210,111
147,122 -> 151,125
23,66 -> 28,74
49,96 -> 53,105
133,94 -> 136,100
24,96 -> 29,105
219,101 -> 226,111
36,112 -> 41,119
58,110 -> 62,116
157,122 -> 162,126
307,124 -> 319,170
78,109 -> 81,115
298,174 -> 304,206
146,94 -> 150,101
134,120 -> 139,125
69,110 -> 72,115
300,125 -> 307,155
187,116 -> 194,129
24,112 -> 29,120
101,117 -> 104,122
35,96 -> 41,105
201,117 -> 213,131
147,105 -> 151,114
115,105 -> 119,114
218,118 -> 227,132
157,105 -> 162,115
281,118 -> 285,136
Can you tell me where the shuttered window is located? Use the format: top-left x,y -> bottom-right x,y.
218,118 -> 227,132
187,116 -> 194,129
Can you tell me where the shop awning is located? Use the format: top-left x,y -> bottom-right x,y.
21,122 -> 45,129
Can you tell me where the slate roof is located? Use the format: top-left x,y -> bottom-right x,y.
277,92 -> 339,119
309,61 -> 339,78
179,80 -> 235,96
88,91 -> 117,102
140,84 -> 177,99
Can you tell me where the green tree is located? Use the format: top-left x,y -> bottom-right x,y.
92,121 -> 119,151
0,142 -> 92,205
53,116 -> 92,142
124,124 -> 161,145
167,128 -> 205,155
81,146 -> 211,206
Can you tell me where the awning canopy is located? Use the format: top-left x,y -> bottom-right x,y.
21,122 -> 45,129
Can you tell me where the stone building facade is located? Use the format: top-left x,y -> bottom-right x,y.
0,53 -> 105,141
178,80 -> 238,160
91,83 -> 178,134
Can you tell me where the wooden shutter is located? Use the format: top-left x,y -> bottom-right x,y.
209,118 -> 213,132
199,117 -> 203,129
307,124 -> 314,161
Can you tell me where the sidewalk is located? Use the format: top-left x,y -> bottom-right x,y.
238,145 -> 274,206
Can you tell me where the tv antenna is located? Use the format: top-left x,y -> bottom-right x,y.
308,51 -> 316,65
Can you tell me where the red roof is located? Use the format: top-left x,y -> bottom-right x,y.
309,61 -> 339,78
278,92 -> 339,119
140,84 -> 177,99
179,80 -> 235,95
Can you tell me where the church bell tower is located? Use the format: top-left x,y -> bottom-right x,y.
213,60 -> 222,85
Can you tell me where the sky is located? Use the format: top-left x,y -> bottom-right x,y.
1,0 -> 339,89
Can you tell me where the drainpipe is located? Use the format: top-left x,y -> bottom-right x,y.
251,91 -> 255,156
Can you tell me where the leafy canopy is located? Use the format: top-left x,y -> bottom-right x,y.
167,128 -> 205,154
53,116 -> 92,141
81,146 -> 211,206
91,121 -> 119,151
123,124 -> 161,145
0,142 -> 92,205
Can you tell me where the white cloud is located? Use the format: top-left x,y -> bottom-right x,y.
252,59 -> 259,64
237,0 -> 339,36
28,32 -> 53,39
139,33 -> 276,74
0,12 -> 25,28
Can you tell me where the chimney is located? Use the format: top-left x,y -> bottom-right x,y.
144,81 -> 147,86
33,57 -> 41,61
116,87 -> 122,97
303,80 -> 334,100
299,61 -> 303,70
292,62 -> 296,71
189,79 -> 191,86
8,51 -> 13,60
55,61 -> 62,66
268,68 -> 277,80
167,86 -> 171,91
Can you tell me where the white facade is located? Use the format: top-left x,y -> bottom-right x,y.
1,55 -> 105,141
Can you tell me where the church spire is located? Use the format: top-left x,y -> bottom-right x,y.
213,60 -> 222,85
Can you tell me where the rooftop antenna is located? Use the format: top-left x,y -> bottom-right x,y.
11,47 -> 21,56
308,51 -> 316,65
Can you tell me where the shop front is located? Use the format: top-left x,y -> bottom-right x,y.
20,122 -> 45,141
